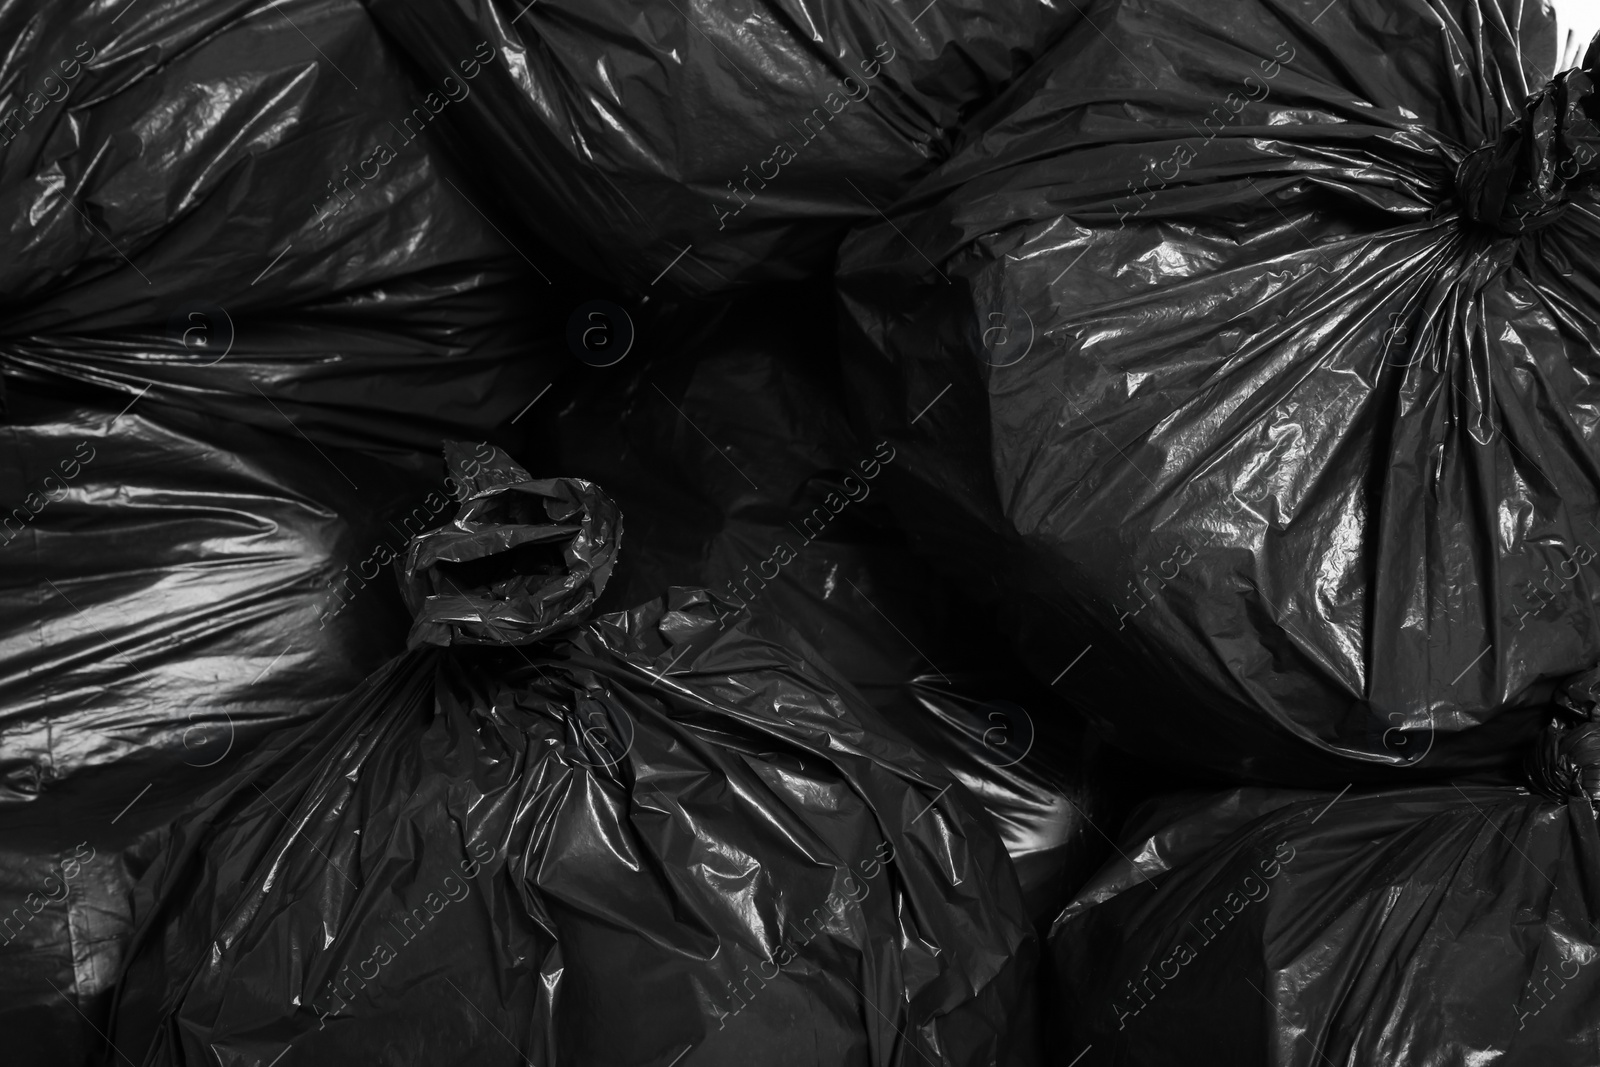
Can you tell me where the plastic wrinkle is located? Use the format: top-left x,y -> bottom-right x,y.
108,447 -> 1038,1065
365,0 -> 1088,295
837,0 -> 1600,784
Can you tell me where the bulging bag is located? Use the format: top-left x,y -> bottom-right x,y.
110,445 -> 1037,1066
366,0 -> 1086,296
0,378 -> 454,1065
1051,740 -> 1600,1065
0,0 -> 560,452
838,0 -> 1600,782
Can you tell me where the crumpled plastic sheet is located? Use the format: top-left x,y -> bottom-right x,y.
1051,782 -> 1600,1065
836,0 -> 1600,783
110,448 -> 1039,1066
365,0 -> 1086,296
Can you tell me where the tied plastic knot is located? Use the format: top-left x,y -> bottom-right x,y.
1528,665 -> 1600,804
399,441 -> 622,648
1456,35 -> 1600,235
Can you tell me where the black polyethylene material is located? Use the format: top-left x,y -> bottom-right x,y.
0,381 -> 437,1064
401,445 -> 620,648
0,0 -> 558,1054
366,0 -> 1086,296
1052,783 -> 1600,1065
111,448 -> 1039,1066
838,0 -> 1599,783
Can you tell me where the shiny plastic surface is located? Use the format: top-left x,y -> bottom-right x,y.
838,0 -> 1600,783
1051,783 -> 1600,1065
0,0 -> 560,1057
0,382 -> 431,1064
0,0 -> 546,326
400,449 -> 621,647
111,448 -> 1038,1066
366,0 -> 1085,296
0,0 -> 560,445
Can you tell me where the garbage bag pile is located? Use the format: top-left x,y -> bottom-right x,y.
3,0 -> 1600,1063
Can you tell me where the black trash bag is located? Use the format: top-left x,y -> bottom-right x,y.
0,0 -> 565,451
0,385 -> 451,798
0,0 -> 557,329
0,263 -> 561,462
529,283 -> 1132,925
0,831 -> 116,1067
1049,726 -> 1600,1066
364,0 -> 1086,297
109,444 -> 1038,1067
837,0 -> 1600,783
0,378 -> 467,1065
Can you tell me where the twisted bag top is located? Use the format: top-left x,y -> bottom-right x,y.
399,441 -> 621,648
1529,664 -> 1600,803
1458,34 -> 1600,233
